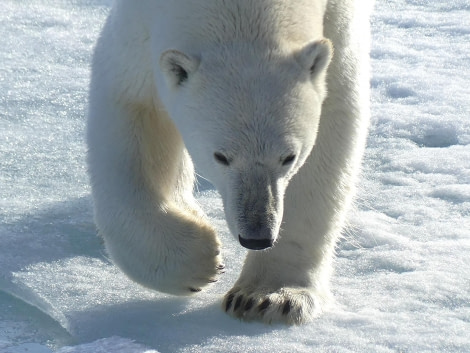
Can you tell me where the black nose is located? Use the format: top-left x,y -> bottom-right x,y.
238,235 -> 274,250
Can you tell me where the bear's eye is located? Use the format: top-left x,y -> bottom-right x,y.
281,154 -> 296,166
214,152 -> 230,166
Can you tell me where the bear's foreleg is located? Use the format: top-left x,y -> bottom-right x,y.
222,148 -> 353,324
88,101 -> 223,295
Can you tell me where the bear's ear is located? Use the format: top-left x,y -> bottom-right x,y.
160,49 -> 200,87
297,39 -> 333,79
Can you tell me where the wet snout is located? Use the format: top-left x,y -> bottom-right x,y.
238,218 -> 276,250
236,170 -> 282,251
239,235 -> 274,250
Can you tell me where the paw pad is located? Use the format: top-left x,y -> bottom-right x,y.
258,298 -> 271,312
225,293 -> 235,311
222,287 -> 320,325
282,300 -> 292,315
234,296 -> 243,311
244,298 -> 254,311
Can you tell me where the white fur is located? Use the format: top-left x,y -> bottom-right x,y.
87,0 -> 373,324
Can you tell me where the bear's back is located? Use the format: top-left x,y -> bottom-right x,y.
132,0 -> 328,55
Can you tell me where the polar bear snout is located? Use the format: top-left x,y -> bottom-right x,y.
237,211 -> 280,250
238,212 -> 279,250
238,235 -> 274,250
233,171 -> 284,251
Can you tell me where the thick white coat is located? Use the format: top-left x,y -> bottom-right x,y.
87,0 -> 373,324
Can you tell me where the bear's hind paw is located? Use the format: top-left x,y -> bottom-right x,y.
222,286 -> 323,325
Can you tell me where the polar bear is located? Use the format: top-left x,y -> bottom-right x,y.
87,0 -> 372,324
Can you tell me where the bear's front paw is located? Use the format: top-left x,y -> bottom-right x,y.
184,252 -> 225,294
128,215 -> 225,296
222,286 -> 323,325
172,223 -> 225,294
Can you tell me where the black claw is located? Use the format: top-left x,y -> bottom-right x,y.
244,298 -> 254,311
225,293 -> 235,312
282,300 -> 292,315
258,298 -> 271,312
217,264 -> 226,274
234,296 -> 243,311
189,287 -> 201,292
208,278 -> 218,283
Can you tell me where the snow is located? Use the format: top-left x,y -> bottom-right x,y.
0,0 -> 469,352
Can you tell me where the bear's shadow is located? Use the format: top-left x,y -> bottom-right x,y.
1,194 -> 281,351
70,296 -> 282,351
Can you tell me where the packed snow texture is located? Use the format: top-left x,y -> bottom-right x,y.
1,0 -> 469,352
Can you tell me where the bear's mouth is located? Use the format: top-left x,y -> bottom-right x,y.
238,235 -> 274,250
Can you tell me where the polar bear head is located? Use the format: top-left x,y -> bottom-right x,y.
159,40 -> 332,250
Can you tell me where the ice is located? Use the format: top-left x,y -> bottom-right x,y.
1,0 -> 470,352
56,337 -> 159,353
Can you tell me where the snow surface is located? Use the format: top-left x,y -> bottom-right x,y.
1,0 -> 469,352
